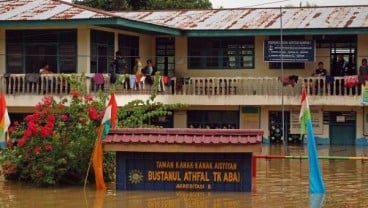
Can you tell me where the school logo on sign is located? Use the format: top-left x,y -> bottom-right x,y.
128,170 -> 144,184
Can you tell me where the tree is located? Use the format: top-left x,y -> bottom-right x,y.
147,0 -> 212,10
0,74 -> 184,186
73,0 -> 212,11
73,0 -> 128,11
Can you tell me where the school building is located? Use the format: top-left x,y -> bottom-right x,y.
1,0 -> 368,145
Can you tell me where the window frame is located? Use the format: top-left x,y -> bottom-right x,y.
187,37 -> 255,70
156,37 -> 175,76
187,110 -> 239,129
90,30 -> 114,74
6,29 -> 77,74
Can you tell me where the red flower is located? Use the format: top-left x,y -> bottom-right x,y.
88,107 -> 99,121
24,115 -> 33,122
45,122 -> 54,129
40,127 -> 52,137
42,96 -> 53,107
99,111 -> 104,120
33,146 -> 41,155
8,126 -> 15,134
60,114 -> 68,121
45,144 -> 53,152
13,121 -> 19,126
1,162 -> 15,176
84,95 -> 94,101
27,122 -> 38,135
70,90 -> 81,98
6,141 -> 12,147
47,114 -> 56,124
17,138 -> 27,147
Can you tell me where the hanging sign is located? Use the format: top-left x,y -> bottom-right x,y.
361,84 -> 368,104
264,40 -> 315,62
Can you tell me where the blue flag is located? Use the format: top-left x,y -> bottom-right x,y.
300,88 -> 326,193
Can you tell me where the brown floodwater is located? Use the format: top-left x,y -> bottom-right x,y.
1,145 -> 368,208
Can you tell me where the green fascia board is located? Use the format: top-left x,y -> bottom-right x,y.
114,18 -> 181,35
0,18 -> 182,36
185,28 -> 368,37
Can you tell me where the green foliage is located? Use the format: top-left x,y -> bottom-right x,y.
0,77 -> 113,186
0,73 -> 184,186
73,0 -> 212,10
118,72 -> 185,128
148,0 -> 212,10
73,0 -> 128,10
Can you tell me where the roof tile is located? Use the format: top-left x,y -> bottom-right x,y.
103,128 -> 263,145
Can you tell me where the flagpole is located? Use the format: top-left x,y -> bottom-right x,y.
280,6 -> 285,145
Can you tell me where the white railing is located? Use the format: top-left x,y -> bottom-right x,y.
0,73 -> 362,97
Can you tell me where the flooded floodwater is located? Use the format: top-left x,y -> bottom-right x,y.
1,145 -> 368,207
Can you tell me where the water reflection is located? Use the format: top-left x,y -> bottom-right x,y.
1,145 -> 368,207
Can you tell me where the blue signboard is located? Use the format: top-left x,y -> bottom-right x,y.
264,40 -> 315,62
116,152 -> 252,192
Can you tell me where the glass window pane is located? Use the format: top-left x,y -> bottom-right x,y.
188,37 -> 254,69
6,44 -> 23,73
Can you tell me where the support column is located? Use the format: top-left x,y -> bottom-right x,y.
77,27 -> 91,74
77,28 -> 91,93
0,29 -> 5,75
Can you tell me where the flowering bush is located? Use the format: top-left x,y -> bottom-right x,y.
0,91 -> 115,186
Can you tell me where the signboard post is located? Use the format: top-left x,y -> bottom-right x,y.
264,40 -> 315,62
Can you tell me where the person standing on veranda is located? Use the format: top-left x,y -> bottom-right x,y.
359,58 -> 368,85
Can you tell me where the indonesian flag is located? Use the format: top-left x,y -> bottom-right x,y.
299,87 -> 326,194
0,93 -> 10,148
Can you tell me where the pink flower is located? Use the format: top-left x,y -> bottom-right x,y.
13,121 -> 19,126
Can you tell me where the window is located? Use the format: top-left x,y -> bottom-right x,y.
90,30 -> 114,73
6,30 -> 77,73
187,110 -> 239,129
188,37 -> 254,69
156,37 -> 175,76
268,36 -> 305,69
118,34 -> 139,74
314,35 -> 357,76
